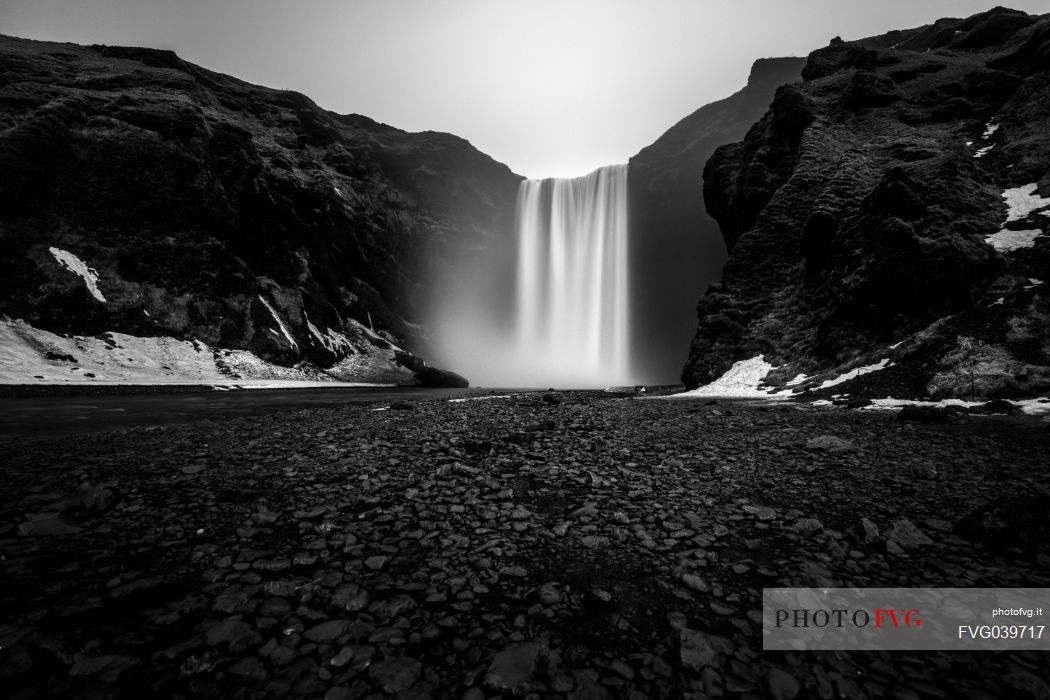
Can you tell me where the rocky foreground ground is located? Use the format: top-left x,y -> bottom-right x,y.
1,391 -> 1049,700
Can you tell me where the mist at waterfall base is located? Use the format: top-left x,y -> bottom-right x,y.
426,164 -> 722,388
426,166 -> 627,388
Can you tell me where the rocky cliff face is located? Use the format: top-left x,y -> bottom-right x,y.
683,7 -> 1050,400
627,58 -> 806,383
0,35 -> 520,384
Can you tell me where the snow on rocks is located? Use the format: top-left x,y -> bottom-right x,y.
984,229 -> 1044,252
49,247 -> 106,302
865,396 -> 1050,416
0,318 -> 388,386
816,358 -> 892,390
1003,183 -> 1050,222
664,355 -> 786,399
983,184 -> 1050,252
666,355 -> 895,400
304,314 -> 348,354
258,295 -> 298,351
448,395 -> 514,403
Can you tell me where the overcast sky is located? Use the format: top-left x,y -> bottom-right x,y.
4,1 -> 1046,178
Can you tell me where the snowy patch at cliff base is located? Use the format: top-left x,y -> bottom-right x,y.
663,354 -> 897,399
816,358 -> 893,390
863,397 -> 1050,416
662,356 -> 786,398
0,319 -> 394,387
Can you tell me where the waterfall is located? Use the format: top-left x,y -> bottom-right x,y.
513,164 -> 631,386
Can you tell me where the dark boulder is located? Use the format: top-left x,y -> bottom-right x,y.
955,491 -> 1050,555
414,366 -> 469,389
897,405 -> 952,423
975,399 -> 1021,415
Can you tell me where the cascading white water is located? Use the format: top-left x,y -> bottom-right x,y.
513,164 -> 631,387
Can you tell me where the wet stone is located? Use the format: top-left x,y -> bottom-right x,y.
329,646 -> 354,667
364,556 -> 389,571
790,518 -> 823,536
858,518 -> 880,543
500,566 -> 528,578
742,505 -> 777,521
304,620 -> 350,643
368,655 -> 422,694
887,519 -> 934,549
805,435 -> 857,454
766,666 -> 801,700
679,629 -> 716,672
486,642 -> 542,693
18,515 -> 81,537
680,573 -> 709,592
205,619 -> 254,651
227,656 -> 267,682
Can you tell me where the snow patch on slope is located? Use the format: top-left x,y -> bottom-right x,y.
0,319 -> 388,386
817,358 -> 892,390
258,296 -> 298,350
664,356 -> 786,399
448,395 -> 514,403
1003,184 -> 1050,222
665,354 -> 896,400
866,397 -> 1050,416
982,185 -> 1049,252
304,312 -> 355,356
985,229 -> 1044,252
49,247 -> 106,302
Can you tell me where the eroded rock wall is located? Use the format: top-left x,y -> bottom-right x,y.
684,8 -> 1050,399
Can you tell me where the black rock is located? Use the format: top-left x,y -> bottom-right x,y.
897,405 -> 951,423
44,351 -> 77,362
955,492 -> 1050,554
681,7 -> 1050,402
414,366 -> 469,388
977,399 -> 1021,415
0,35 -> 520,382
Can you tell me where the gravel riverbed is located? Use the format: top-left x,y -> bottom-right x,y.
1,392 -> 1048,699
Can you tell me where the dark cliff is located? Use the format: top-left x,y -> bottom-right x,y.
683,7 -> 1050,400
627,57 -> 806,384
0,35 -> 521,383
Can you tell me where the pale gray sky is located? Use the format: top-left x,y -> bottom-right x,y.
3,0 -> 1046,177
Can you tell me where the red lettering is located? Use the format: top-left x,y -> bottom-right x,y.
874,609 -> 899,628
